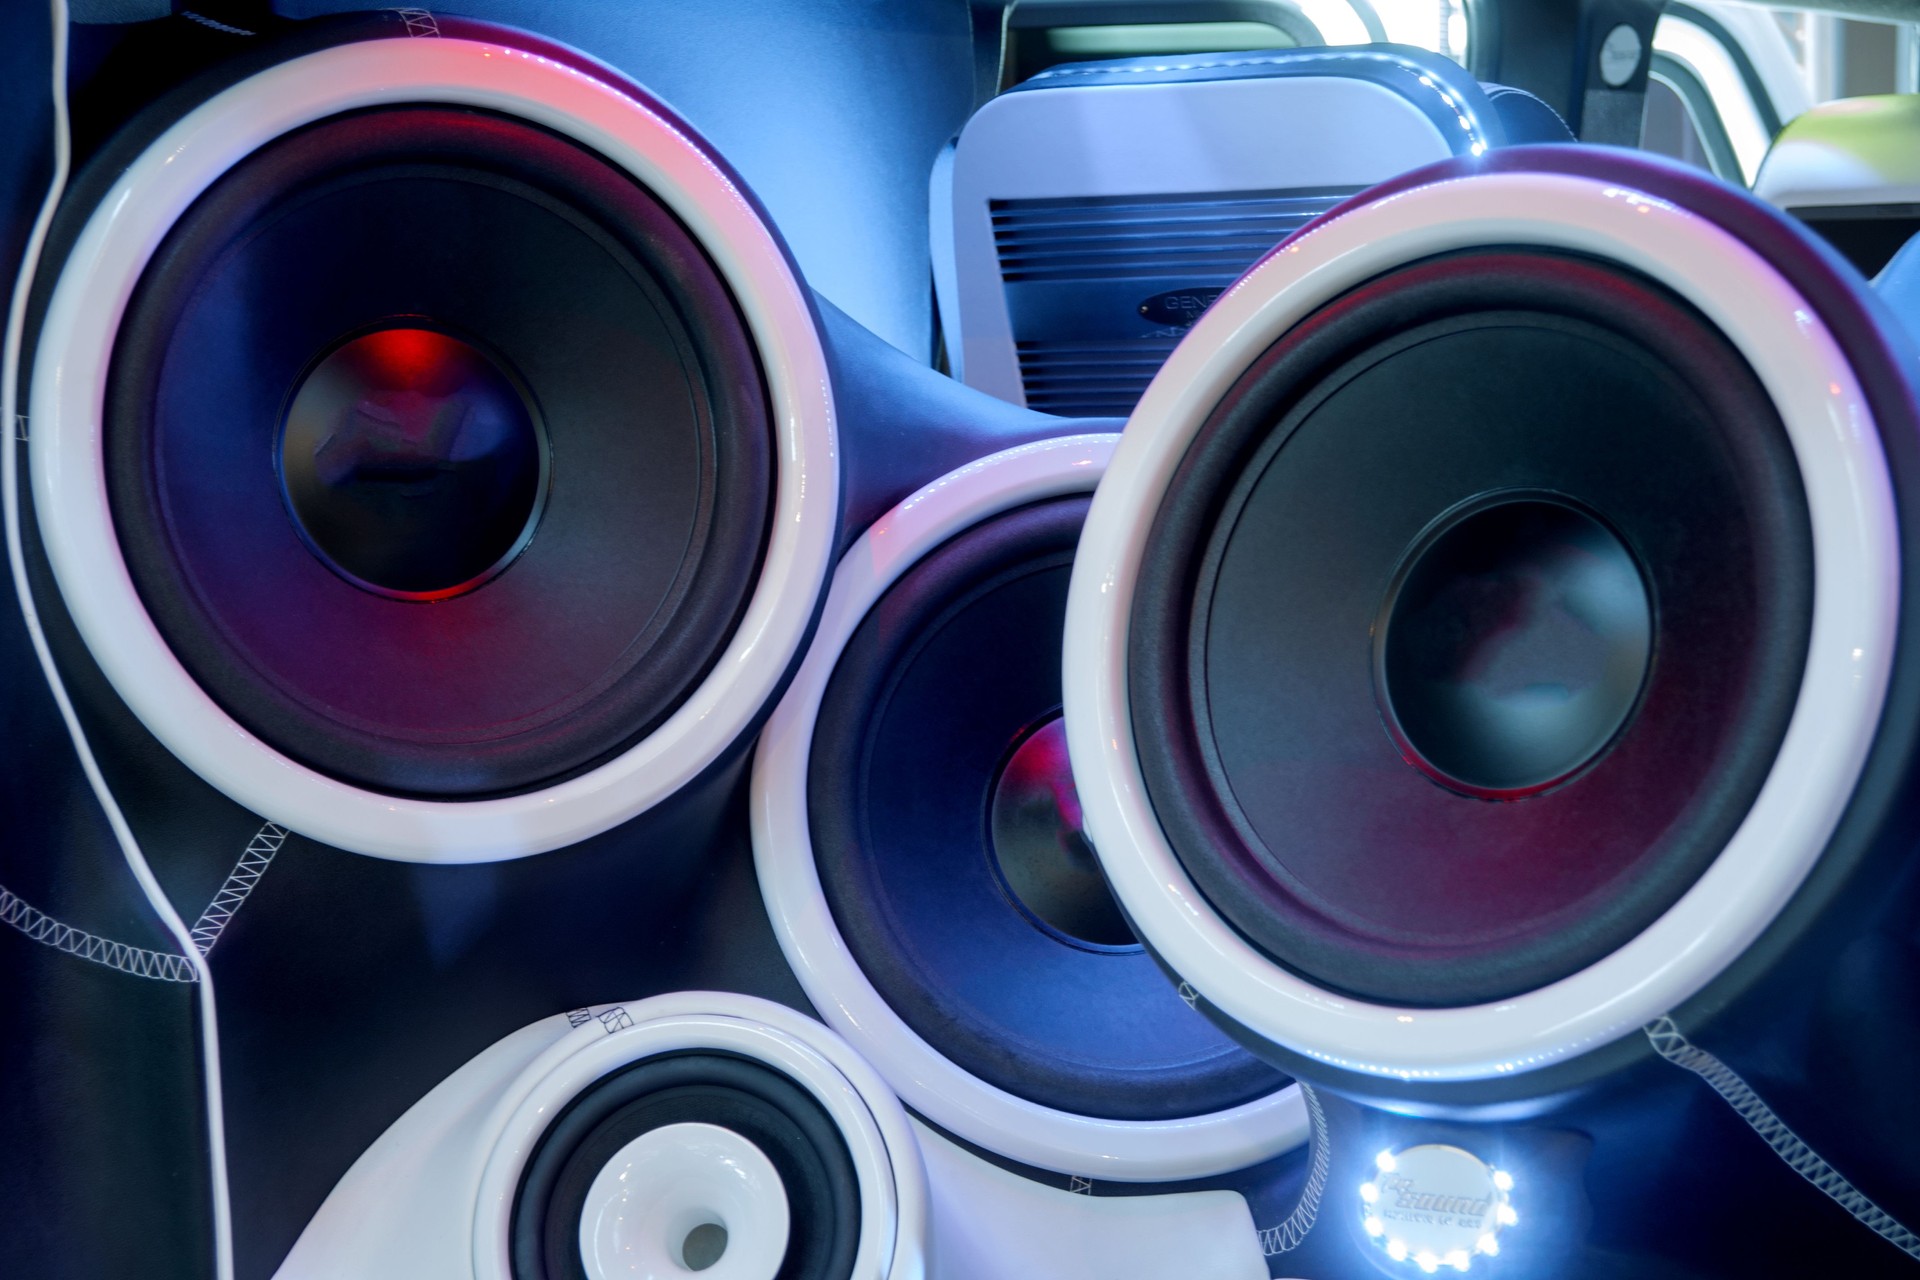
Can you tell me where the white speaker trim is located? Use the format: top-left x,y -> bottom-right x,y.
1063,171 -> 1900,1082
472,993 -> 926,1280
911,1119 -> 1273,1280
28,35 -> 837,862
752,434 -> 1309,1180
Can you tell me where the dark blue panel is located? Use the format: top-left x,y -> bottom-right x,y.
278,0 -> 981,363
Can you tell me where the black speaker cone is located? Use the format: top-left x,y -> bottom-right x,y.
1130,250 -> 1814,1008
510,1052 -> 859,1280
279,323 -> 548,599
106,106 -> 773,798
810,496 -> 1286,1121
1374,492 -> 1652,799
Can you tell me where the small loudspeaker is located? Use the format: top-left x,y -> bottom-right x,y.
753,437 -> 1313,1277
26,14 -> 837,862
275,993 -> 924,1280
1062,144 -> 1920,1268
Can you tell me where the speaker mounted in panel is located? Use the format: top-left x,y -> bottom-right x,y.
753,436 -> 1318,1277
1063,143 -> 1920,1266
25,13 -> 838,863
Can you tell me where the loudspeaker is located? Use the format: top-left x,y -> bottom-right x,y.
1062,144 -> 1920,1273
275,993 -> 926,1280
28,12 -> 838,857
753,437 -> 1315,1277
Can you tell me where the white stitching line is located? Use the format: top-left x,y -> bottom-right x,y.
1646,1016 -> 1920,1261
1259,1082 -> 1328,1255
392,7 -> 439,37
0,883 -> 198,981
189,822 -> 287,955
179,11 -> 254,36
2,820 -> 290,981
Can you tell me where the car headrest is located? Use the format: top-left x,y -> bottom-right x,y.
1754,95 -> 1920,276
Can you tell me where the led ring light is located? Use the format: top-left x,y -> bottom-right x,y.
473,992 -> 925,1280
753,435 -> 1309,1179
29,35 -> 837,862
1062,171 -> 1899,1082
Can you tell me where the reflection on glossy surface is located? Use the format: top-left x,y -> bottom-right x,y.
578,1122 -> 789,1279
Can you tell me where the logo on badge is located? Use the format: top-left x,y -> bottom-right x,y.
1360,1144 -> 1516,1272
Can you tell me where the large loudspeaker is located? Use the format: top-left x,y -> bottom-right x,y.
752,437 -> 1312,1278
274,994 -> 925,1280
1063,146 -> 1920,1271
26,13 -> 836,862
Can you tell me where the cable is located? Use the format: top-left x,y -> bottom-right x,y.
1,3 -> 235,1276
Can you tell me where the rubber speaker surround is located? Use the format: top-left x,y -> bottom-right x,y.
509,1051 -> 859,1280
105,105 -> 772,799
1129,250 -> 1814,1008
809,496 -> 1287,1120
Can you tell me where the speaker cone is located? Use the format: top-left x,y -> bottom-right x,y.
754,436 -> 1305,1178
1062,146 -> 1914,1093
1130,248 -> 1810,1009
28,20 -> 835,860
478,994 -> 924,1280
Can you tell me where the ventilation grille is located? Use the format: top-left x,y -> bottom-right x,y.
990,190 -> 1348,284
1016,337 -> 1183,417
991,189 -> 1353,415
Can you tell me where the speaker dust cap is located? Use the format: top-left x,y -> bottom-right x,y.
1062,147 -> 1904,1088
29,23 -> 837,861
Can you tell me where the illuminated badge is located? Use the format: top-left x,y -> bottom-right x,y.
1360,1144 -> 1515,1273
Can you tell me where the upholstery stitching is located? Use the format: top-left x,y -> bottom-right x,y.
189,822 -> 288,955
392,7 -> 439,38
179,11 -> 254,36
1260,1082 -> 1329,1255
0,883 -> 199,982
1646,1016 -> 1920,1260
2,820 -> 291,982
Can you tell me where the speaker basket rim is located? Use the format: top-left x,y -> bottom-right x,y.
751,433 -> 1310,1180
28,30 -> 837,862
472,994 -> 921,1280
1061,162 -> 1900,1085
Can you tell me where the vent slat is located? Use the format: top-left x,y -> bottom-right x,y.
1016,336 -> 1184,416
990,189 -> 1350,289
993,188 -> 1359,414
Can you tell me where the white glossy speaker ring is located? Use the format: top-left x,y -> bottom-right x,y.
28,26 -> 837,862
475,993 -> 925,1280
1062,162 -> 1899,1084
753,434 -> 1307,1180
